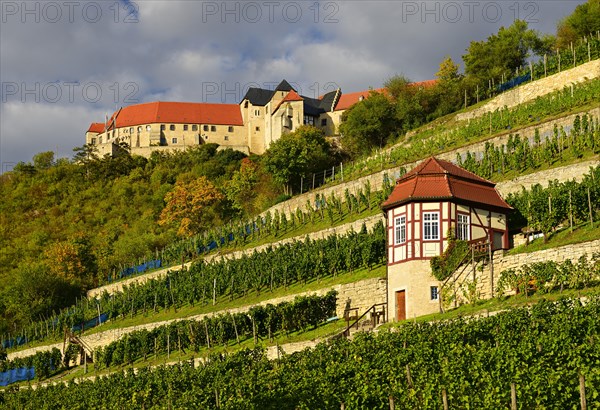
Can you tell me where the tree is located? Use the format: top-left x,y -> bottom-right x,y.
463,20 -> 547,84
33,151 -> 55,170
158,176 -> 225,237
262,126 -> 333,194
338,91 -> 398,157
556,0 -> 600,49
224,158 -> 260,216
432,56 -> 464,117
43,234 -> 98,287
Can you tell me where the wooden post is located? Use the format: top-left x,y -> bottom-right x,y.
340,162 -> 344,181
588,188 -> 594,226
300,176 -> 303,194
312,173 -> 315,190
529,61 -> 533,81
405,364 -> 413,388
464,89 -> 467,109
544,54 -> 547,77
580,372 -> 587,410
558,49 -> 561,72
442,389 -> 449,410
204,320 -> 211,349
511,383 -> 517,410
569,190 -> 573,232
213,278 -> 216,306
472,245 -> 476,282
389,395 -> 395,410
167,333 -> 170,359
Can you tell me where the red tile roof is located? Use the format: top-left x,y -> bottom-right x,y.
282,90 -> 303,102
273,90 -> 304,114
103,101 -> 243,131
87,123 -> 105,133
333,88 -> 386,111
381,157 -> 512,211
331,80 -> 437,112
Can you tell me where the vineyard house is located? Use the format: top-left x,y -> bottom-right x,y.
381,157 -> 512,320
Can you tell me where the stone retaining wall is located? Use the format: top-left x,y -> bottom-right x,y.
450,239 -> 600,303
9,276 -> 386,360
456,59 -> 600,121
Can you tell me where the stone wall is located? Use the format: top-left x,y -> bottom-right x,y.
10,276 -> 386,360
448,239 -> 600,305
456,59 -> 600,122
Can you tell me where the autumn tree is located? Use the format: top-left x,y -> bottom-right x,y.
43,235 -> 98,287
158,176 -> 225,237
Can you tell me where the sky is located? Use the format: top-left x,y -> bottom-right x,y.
0,0 -> 586,168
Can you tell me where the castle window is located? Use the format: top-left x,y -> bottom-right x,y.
170,124 -> 175,131
99,136 -> 103,144
161,124 -> 165,131
172,137 -> 177,144
255,126 -> 260,131
203,125 -> 209,131
91,138 -> 97,145
228,126 -> 234,132
137,126 -> 142,133
321,118 -> 327,126
254,109 -> 260,116
210,125 -> 216,132
224,136 -> 229,141
129,127 -> 134,133
457,214 -> 470,241
423,212 -> 439,241
430,286 -> 439,301
146,125 -> 151,131
303,115 -> 315,126
394,216 -> 406,245
183,125 -> 188,131
192,125 -> 198,131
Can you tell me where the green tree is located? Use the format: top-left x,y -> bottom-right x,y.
262,126 -> 333,194
463,20 -> 547,84
556,0 -> 600,49
339,91 -> 397,157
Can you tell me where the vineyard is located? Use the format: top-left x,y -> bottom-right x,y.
94,291 -> 338,369
5,154 -> 600,354
2,222 -> 385,349
3,296 -> 599,409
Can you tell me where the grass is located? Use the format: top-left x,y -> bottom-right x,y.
8,265 -> 385,353
509,221 -> 600,255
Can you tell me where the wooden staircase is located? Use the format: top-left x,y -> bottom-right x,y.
334,303 -> 387,340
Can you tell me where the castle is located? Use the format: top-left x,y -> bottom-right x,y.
85,79 -> 435,157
